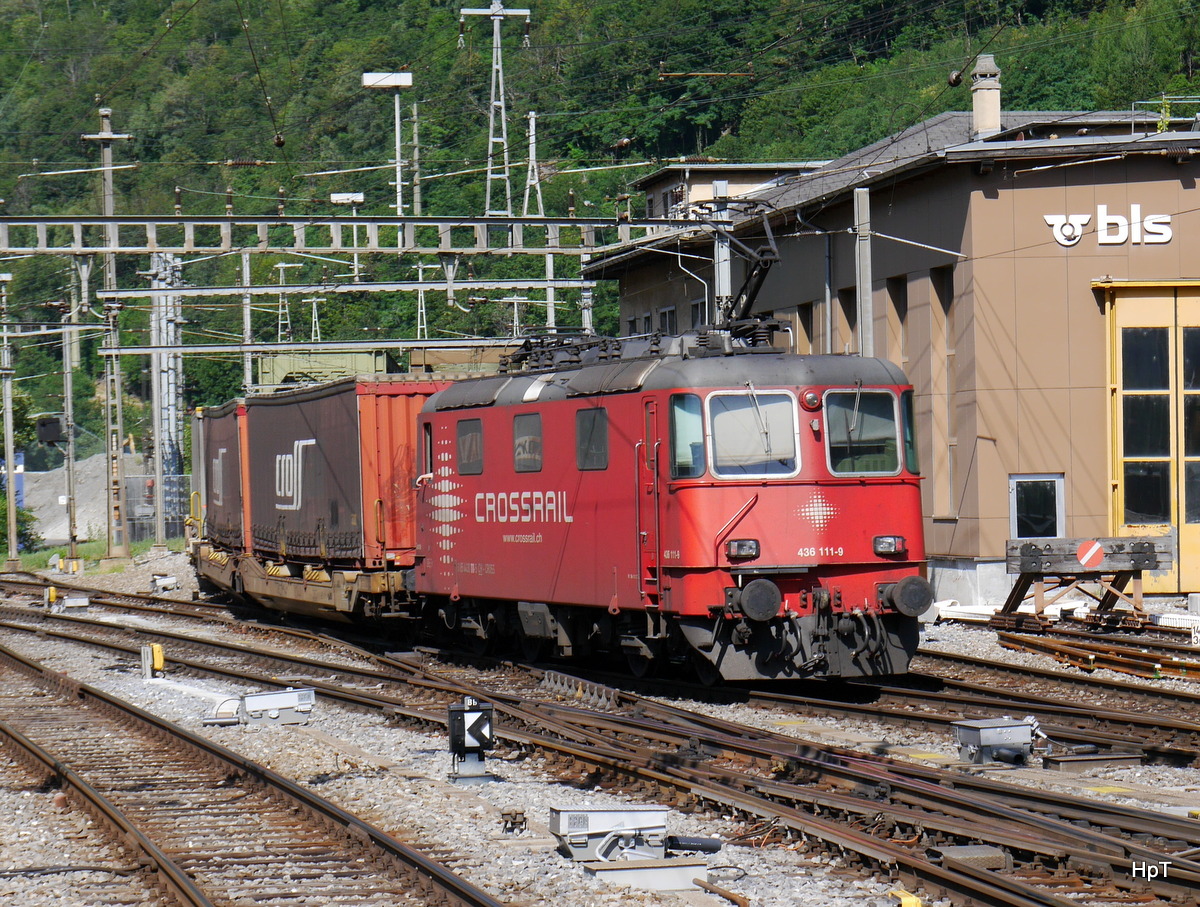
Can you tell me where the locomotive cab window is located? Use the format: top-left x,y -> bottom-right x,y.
456,419 -> 484,475
707,390 -> 798,477
513,413 -> 542,473
670,394 -> 706,478
901,390 -> 920,474
576,408 -> 608,470
826,390 -> 901,475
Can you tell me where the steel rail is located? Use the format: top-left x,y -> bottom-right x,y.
745,684 -> 1191,761
998,631 -> 1200,679
0,641 -> 506,907
0,716 -> 214,907
0,614 -> 1100,904
916,647 -> 1200,710
4,603 -> 1196,905
518,695 -> 1200,866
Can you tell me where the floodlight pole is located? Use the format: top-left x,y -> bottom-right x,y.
0,274 -> 19,571
62,311 -> 78,566
82,108 -> 132,560
330,193 -> 365,281
362,73 -> 413,236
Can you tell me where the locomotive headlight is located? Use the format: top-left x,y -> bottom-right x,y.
873,535 -> 907,556
726,539 -> 760,559
800,390 -> 822,411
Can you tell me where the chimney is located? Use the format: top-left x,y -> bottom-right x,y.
970,54 -> 1001,139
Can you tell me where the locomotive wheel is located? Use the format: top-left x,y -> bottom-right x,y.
516,625 -> 549,662
463,602 -> 494,655
466,630 -> 492,656
690,652 -> 721,687
625,649 -> 657,678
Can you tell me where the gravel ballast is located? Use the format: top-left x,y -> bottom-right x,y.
2,554 -> 1197,905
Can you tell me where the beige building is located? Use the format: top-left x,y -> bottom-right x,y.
586,56 -> 1200,603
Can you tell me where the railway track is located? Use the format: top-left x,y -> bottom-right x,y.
916,646 -> 1200,724
1,596 -> 1197,906
0,746 -> 163,905
0,640 -> 504,907
11,576 -> 1200,763
998,628 -> 1200,680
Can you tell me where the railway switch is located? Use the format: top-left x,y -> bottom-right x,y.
550,806 -> 669,861
952,718 -> 1034,765
203,687 -> 316,727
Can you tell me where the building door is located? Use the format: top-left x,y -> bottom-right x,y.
1112,288 -> 1200,593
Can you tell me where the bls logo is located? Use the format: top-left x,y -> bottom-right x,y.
1043,214 -> 1091,247
275,439 -> 316,511
1045,205 -> 1172,247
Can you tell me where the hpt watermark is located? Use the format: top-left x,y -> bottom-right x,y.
1132,861 -> 1171,880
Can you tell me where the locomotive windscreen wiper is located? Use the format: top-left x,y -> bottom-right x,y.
744,381 -> 773,458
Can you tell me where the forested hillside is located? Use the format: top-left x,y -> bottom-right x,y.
0,0 -> 1198,447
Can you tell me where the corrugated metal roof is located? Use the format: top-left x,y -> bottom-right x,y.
756,111 -> 1200,217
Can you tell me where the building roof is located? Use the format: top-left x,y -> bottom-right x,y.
631,160 -> 830,190
584,109 -> 1200,277
755,110 -> 1200,218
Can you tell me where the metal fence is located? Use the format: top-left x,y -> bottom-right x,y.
124,473 -> 191,543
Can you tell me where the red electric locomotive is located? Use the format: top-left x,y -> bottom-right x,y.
412,333 -> 933,681
190,333 -> 933,683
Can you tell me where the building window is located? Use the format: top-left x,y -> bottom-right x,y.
1009,474 -> 1064,539
886,276 -> 908,365
513,413 -> 542,473
668,184 -> 684,215
457,419 -> 483,475
626,317 -> 637,337
659,307 -> 677,335
576,408 -> 608,470
836,288 -> 857,354
690,299 -> 703,330
646,195 -> 655,218
642,315 -> 652,334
